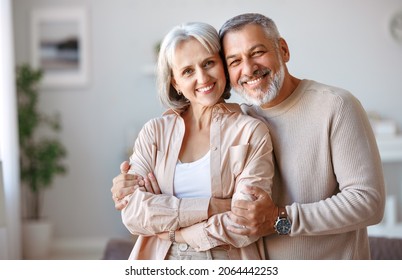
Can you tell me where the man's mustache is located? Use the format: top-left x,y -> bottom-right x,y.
238,68 -> 271,86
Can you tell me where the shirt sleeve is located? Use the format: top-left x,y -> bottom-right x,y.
122,190 -> 209,236
181,123 -> 274,251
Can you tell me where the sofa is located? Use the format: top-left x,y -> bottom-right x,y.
102,236 -> 402,260
368,236 -> 402,260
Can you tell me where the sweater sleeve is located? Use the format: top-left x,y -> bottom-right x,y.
288,91 -> 386,236
181,123 -> 274,251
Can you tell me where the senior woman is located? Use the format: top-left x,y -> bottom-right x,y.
119,22 -> 274,260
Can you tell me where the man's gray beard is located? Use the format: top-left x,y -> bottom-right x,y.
233,64 -> 285,107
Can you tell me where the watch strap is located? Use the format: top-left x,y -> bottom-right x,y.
278,206 -> 287,218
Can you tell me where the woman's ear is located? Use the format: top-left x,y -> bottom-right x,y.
171,78 -> 180,93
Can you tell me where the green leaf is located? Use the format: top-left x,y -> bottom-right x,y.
16,63 -> 68,220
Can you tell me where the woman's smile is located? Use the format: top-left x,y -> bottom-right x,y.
196,83 -> 215,94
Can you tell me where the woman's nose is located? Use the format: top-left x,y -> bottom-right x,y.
196,68 -> 210,83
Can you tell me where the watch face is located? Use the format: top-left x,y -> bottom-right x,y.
275,218 -> 291,235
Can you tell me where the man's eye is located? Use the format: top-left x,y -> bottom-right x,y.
252,50 -> 265,57
228,59 -> 240,67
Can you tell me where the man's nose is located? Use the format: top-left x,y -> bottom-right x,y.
242,58 -> 258,76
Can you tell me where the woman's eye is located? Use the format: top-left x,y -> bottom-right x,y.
204,60 -> 214,67
183,69 -> 193,75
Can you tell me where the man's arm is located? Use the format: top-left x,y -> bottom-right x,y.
229,93 -> 386,238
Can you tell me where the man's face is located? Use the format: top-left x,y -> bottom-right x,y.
222,24 -> 286,106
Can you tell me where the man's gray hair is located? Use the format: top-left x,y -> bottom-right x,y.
219,13 -> 281,45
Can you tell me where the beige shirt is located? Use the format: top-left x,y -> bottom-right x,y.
122,103 -> 274,260
243,79 -> 386,259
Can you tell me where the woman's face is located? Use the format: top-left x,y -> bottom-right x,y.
171,38 -> 226,109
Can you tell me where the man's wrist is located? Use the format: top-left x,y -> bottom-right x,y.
272,206 -> 279,229
274,206 -> 291,235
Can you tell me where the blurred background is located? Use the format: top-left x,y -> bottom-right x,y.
1,0 -> 402,259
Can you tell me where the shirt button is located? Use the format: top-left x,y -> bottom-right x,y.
178,243 -> 189,251
213,147 -> 217,151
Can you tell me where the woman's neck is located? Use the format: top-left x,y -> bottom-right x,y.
183,104 -> 214,130
178,104 -> 213,163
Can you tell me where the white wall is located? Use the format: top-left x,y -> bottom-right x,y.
11,0 -> 402,257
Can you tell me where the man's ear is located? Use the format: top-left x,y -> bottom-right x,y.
278,38 -> 290,63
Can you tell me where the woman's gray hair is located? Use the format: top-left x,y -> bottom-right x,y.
219,13 -> 281,47
157,22 -> 231,110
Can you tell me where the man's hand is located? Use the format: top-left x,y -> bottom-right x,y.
111,161 -> 162,210
227,186 -> 278,237
111,161 -> 139,210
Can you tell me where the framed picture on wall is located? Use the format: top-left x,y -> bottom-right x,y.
30,7 -> 89,88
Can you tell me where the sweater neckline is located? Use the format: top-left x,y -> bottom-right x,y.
255,79 -> 311,118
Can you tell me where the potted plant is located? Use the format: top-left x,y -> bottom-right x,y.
16,64 -> 67,259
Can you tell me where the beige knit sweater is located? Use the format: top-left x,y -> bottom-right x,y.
242,79 -> 385,259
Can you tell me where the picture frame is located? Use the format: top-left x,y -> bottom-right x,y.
30,7 -> 89,88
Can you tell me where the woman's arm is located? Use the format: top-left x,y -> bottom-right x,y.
122,176 -> 231,236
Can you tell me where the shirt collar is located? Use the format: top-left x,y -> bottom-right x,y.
162,102 -> 242,117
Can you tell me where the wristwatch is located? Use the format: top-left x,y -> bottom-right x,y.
274,207 -> 291,235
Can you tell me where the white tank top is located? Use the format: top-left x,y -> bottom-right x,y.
173,151 -> 211,198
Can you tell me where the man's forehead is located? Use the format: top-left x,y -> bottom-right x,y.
222,26 -> 271,54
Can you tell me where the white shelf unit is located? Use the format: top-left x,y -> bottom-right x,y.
368,135 -> 402,238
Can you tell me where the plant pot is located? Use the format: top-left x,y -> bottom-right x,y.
22,220 -> 53,259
